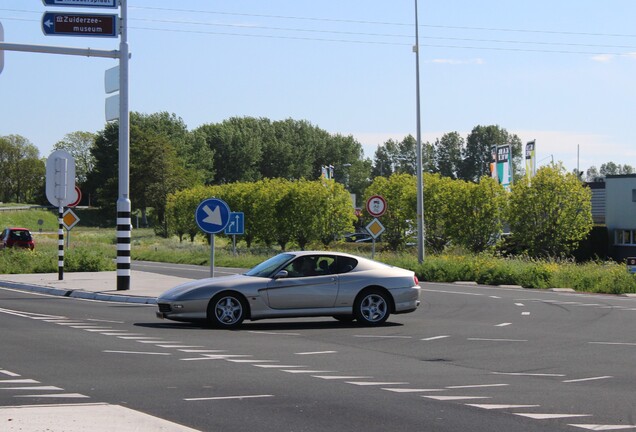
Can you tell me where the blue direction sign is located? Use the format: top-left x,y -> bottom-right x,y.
42,12 -> 118,37
195,198 -> 230,234
42,0 -> 118,8
224,212 -> 245,235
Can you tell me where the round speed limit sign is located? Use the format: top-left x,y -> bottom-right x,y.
366,195 -> 387,217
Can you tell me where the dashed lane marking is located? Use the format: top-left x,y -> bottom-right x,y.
1,386 -> 63,391
354,335 -> 412,339
313,376 -> 373,380
346,381 -> 408,386
295,351 -> 337,355
562,376 -> 613,383
424,395 -> 492,401
103,350 -> 171,356
383,388 -> 446,393
184,395 -> 274,402
514,413 -> 592,420
421,335 -> 450,341
589,342 -> 636,346
467,404 -> 540,410
495,322 -> 512,327
15,393 -> 90,399
569,425 -> 636,431
283,370 -> 336,374
253,365 -> 305,368
492,372 -> 565,377
446,384 -> 508,389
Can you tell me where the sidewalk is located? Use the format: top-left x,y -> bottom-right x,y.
0,271 -> 194,304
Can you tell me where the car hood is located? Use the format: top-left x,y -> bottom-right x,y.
158,274 -> 258,301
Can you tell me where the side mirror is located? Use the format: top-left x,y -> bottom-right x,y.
274,270 -> 288,279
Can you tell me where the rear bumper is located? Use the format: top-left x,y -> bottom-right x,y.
391,285 -> 421,314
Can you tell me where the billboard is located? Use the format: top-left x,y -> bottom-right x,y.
496,145 -> 513,191
525,140 -> 536,182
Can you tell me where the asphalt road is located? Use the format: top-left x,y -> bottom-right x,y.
1,263 -> 635,431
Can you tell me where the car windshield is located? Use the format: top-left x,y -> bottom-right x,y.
244,253 -> 294,278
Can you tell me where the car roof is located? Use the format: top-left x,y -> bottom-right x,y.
8,227 -> 30,231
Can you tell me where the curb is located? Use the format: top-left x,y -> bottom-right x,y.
0,281 -> 157,305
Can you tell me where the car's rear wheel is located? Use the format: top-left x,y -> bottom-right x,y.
354,289 -> 390,326
207,292 -> 246,329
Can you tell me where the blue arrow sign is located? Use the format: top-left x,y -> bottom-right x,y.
224,212 -> 245,235
42,12 -> 119,38
195,198 -> 230,234
42,0 -> 118,8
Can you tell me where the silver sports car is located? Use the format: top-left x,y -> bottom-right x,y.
156,251 -> 421,328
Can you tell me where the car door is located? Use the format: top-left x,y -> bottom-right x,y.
265,255 -> 338,309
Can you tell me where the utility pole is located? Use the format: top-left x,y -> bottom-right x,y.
414,0 -> 425,263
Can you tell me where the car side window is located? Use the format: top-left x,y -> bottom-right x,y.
335,257 -> 358,274
284,256 -> 335,278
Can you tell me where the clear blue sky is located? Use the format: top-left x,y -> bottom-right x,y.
2,0 -> 636,174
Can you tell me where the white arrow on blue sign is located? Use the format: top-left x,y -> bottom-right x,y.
224,212 -> 245,235
195,198 -> 230,234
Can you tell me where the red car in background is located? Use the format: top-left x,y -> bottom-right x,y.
0,227 -> 35,250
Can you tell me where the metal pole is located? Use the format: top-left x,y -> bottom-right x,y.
116,0 -> 131,290
58,205 -> 64,280
210,234 -> 215,278
414,0 -> 425,263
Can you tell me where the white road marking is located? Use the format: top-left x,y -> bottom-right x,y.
157,345 -> 205,349
117,336 -> 161,340
55,322 -> 89,326
86,318 -> 125,324
522,312 -> 531,316
83,329 -> 114,332
562,376 -> 613,383
569,425 -> 636,430
492,372 -> 565,377
515,413 -> 592,419
15,393 -> 90,399
137,340 -> 180,344
254,365 -> 305,368
490,296 -> 501,299
424,395 -> 492,401
284,370 -> 336,374
101,333 -> 143,336
185,394 -> 273,401
468,338 -> 528,342
0,370 -> 20,377
70,326 -> 110,329
589,342 -> 636,346
0,379 -> 39,384
346,381 -> 408,386
446,384 -> 508,389
0,402 -> 200,431
226,360 -> 279,363
313,376 -> 373,380
203,354 -> 252,359
515,303 -> 525,307
467,404 -> 540,409
354,335 -> 412,339
178,349 -> 227,353
103,350 -> 171,356
295,351 -> 337,355
383,388 -> 446,393
421,335 -> 450,341
422,289 -> 483,296
495,322 -> 512,327
1,386 -> 63,391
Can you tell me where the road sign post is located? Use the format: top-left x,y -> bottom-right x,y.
46,150 -> 76,281
196,198 -> 231,277
224,212 -> 245,256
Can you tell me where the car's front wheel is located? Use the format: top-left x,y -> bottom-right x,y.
207,293 -> 247,329
354,289 -> 390,326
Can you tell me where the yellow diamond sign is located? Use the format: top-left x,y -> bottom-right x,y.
62,208 -> 80,230
365,218 -> 385,239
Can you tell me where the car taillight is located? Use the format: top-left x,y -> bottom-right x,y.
414,276 -> 419,286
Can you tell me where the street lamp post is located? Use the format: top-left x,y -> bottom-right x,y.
414,0 -> 425,263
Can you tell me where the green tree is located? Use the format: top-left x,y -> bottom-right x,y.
461,125 -> 522,183
53,131 -> 96,185
434,132 -> 464,179
0,135 -> 44,203
508,164 -> 593,257
447,177 -> 506,253
422,173 -> 455,253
